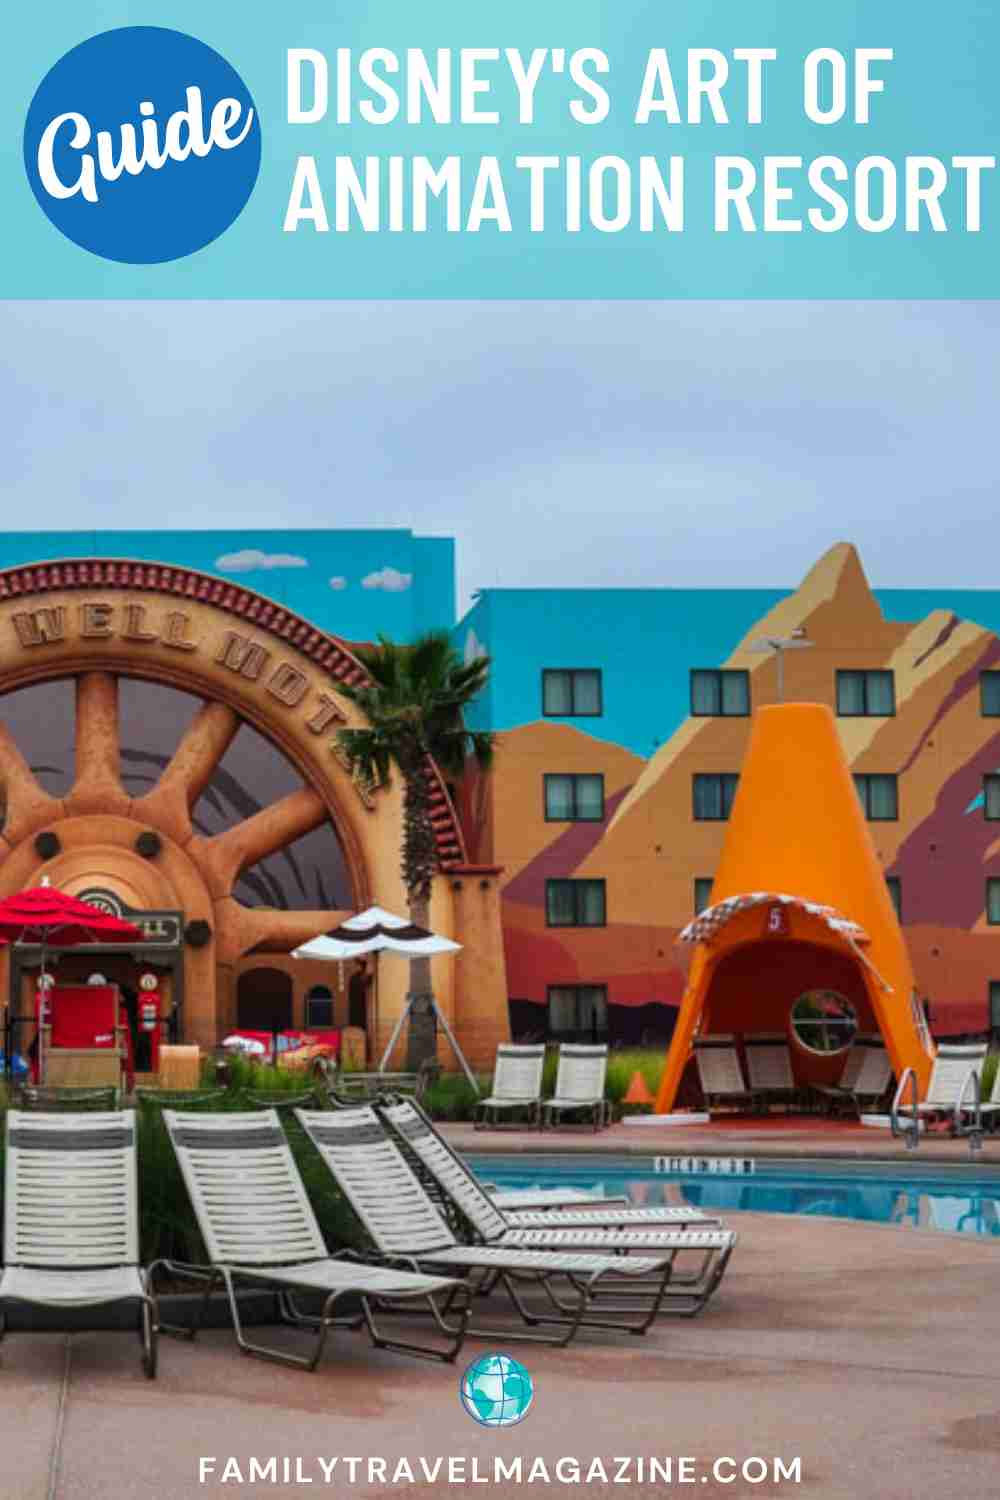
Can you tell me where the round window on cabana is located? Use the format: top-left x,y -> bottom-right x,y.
790,990 -> 858,1055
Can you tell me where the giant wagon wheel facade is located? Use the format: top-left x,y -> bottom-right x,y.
0,562 -> 506,1062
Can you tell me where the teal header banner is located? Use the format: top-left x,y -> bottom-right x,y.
4,1 -> 1000,297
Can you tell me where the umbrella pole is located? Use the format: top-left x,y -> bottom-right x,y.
37,939 -> 48,1087
429,997 -> 480,1097
378,997 -> 411,1075
378,990 -> 480,1096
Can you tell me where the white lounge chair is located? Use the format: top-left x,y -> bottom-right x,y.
541,1044 -> 611,1130
475,1044 -> 545,1128
893,1043 -> 987,1139
150,1110 -> 470,1367
0,1110 -> 156,1378
958,1054 -> 1000,1133
296,1106 -> 676,1346
383,1097 -> 717,1230
486,1185 -> 631,1210
694,1034 -> 759,1113
378,1098 -> 737,1315
813,1036 -> 892,1117
743,1033 -> 799,1110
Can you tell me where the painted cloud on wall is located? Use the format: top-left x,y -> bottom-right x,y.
216,549 -> 308,572
362,567 -> 412,592
329,576 -> 347,590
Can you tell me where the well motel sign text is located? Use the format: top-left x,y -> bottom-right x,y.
8,599 -> 350,739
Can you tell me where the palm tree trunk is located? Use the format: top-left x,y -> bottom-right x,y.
404,890 -> 438,1072
401,760 -> 440,1073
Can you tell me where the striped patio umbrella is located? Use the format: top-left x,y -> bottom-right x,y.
291,905 -> 462,960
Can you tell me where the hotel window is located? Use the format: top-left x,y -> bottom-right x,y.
690,669 -> 750,717
305,985 -> 334,1028
985,775 -> 1000,821
694,877 -> 715,914
837,670 -> 895,717
853,773 -> 898,821
543,669 -> 602,717
546,879 -> 606,927
886,876 -> 902,921
544,773 -> 604,822
982,673 -> 1000,717
693,773 -> 739,821
547,984 -> 609,1043
988,880 -> 1000,925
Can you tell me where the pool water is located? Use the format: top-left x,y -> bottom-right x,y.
468,1156 -> 1000,1238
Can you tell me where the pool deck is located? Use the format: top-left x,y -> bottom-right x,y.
2,1207 -> 998,1500
442,1115 -> 1000,1168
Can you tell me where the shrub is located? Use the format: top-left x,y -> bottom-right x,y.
604,1048 -> 666,1108
0,1066 -> 364,1265
421,1072 -> 488,1121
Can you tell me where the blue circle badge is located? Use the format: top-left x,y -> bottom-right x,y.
23,27 -> 261,264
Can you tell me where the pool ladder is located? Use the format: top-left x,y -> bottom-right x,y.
890,1067 -> 983,1155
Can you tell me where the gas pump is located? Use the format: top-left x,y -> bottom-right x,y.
32,973 -> 55,1081
137,971 -> 164,1074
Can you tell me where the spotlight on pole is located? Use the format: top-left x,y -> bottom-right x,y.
747,628 -> 814,703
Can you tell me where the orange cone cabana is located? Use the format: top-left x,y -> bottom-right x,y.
655,703 -> 933,1114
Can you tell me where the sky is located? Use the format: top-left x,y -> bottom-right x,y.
1,300 -> 997,615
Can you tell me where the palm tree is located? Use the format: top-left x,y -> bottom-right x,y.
334,632 -> 494,1069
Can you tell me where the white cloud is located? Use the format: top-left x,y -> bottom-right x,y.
329,575 -> 347,590
362,566 -> 412,592
464,626 -> 487,664
215,549 -> 308,572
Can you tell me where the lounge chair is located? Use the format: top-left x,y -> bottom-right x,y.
149,1110 -> 470,1368
377,1099 -> 737,1315
813,1036 -> 892,1117
743,1033 -> 799,1110
486,1185 -> 631,1210
331,1071 -> 424,1103
296,1106 -> 676,1346
381,1096 -> 717,1230
475,1044 -> 545,1128
893,1043 -> 988,1138
0,1109 -> 156,1377
17,1084 -> 119,1111
958,1054 -> 1000,1133
693,1034 -> 760,1113
541,1044 -> 611,1130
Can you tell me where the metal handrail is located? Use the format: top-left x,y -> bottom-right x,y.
954,1067 -> 983,1154
890,1067 -> 921,1150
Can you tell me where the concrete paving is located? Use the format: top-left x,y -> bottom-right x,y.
1,1210 -> 997,1500
443,1116 -> 1000,1165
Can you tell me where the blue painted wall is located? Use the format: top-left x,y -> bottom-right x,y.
456,585 -> 1000,759
0,529 -> 454,644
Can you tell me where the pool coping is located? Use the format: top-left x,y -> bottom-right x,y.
443,1126 -> 1000,1171
462,1149 -> 1000,1182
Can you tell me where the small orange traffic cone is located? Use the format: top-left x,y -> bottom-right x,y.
623,1071 -> 655,1107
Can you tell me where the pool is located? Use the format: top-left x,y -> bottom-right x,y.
467,1155 -> 1000,1238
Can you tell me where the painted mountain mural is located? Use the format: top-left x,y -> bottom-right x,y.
489,544 -> 1000,1040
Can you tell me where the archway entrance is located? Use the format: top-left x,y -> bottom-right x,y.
700,938 -> 874,1091
237,967 -> 294,1033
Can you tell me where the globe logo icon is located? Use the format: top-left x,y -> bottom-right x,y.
460,1352 -> 534,1427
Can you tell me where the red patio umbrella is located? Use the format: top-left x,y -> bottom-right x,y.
0,881 -> 143,1082
0,881 -> 143,951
